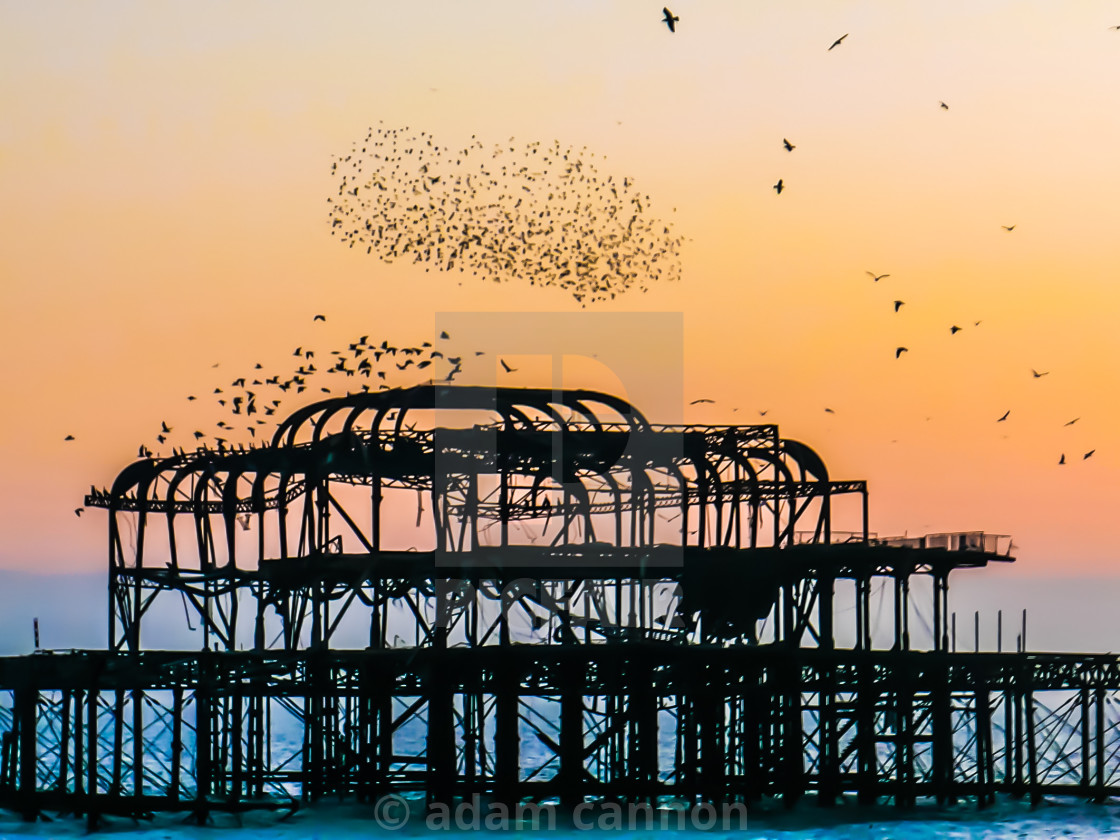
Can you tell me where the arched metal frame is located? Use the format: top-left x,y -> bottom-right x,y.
87,385 -> 1004,657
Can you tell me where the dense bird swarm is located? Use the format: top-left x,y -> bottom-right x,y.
328,125 -> 684,305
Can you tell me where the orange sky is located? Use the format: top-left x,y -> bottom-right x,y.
2,1 -> 1120,574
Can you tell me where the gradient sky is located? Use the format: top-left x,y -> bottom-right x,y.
2,1 -> 1120,576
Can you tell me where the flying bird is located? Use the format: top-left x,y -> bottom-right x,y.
782,138 -> 795,152
74,508 -> 84,517
1064,418 -> 1079,426
939,101 -> 949,110
1002,225 -> 1016,231
313,314 -> 326,322
499,359 -> 517,373
895,347 -> 908,358
773,179 -> 784,194
662,7 -> 679,32
950,325 -> 962,334
64,435 -> 75,441
997,410 -> 1010,422
689,399 -> 715,405
824,407 -> 835,414
1059,454 -> 1066,465
893,300 -> 904,312
828,33 -> 848,50
1031,369 -> 1049,378
866,271 -> 889,282
1084,450 -> 1096,459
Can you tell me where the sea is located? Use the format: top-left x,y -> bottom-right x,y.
2,568 -> 1120,836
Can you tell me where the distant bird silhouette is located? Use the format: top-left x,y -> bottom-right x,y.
1064,417 -> 1079,426
783,138 -> 795,152
1084,450 -> 1096,460
187,395 -> 197,401
64,435 -> 75,441
1059,454 -> 1066,465
824,407 -> 835,414
313,314 -> 326,322
74,508 -> 84,517
950,325 -> 962,334
160,421 -> 172,433
997,410 -> 1010,422
895,347 -> 908,358
689,398 -> 715,405
939,101 -> 949,110
866,271 -> 889,282
499,359 -> 517,373
662,7 -> 679,32
893,300 -> 904,312
1002,225 -> 1016,231
758,410 -> 768,416
773,179 -> 784,194
828,33 -> 848,50
440,330 -> 450,339
1031,369 -> 1049,378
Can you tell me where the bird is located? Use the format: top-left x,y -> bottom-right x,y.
1031,369 -> 1049,378
440,330 -> 450,339
824,407 -> 835,414
950,325 -> 962,334
758,410 -> 768,416
783,138 -> 795,152
64,434 -> 75,441
662,7 -> 679,32
187,395 -> 197,401
1002,225 -> 1016,231
499,359 -> 517,373
1059,454 -> 1066,465
773,179 -> 784,195
313,314 -> 326,322
895,347 -> 908,358
893,300 -> 904,312
160,421 -> 172,433
997,410 -> 1010,422
1084,450 -> 1096,460
1064,418 -> 1079,426
689,399 -> 715,405
828,33 -> 848,50
939,101 -> 949,110
74,508 -> 84,517
866,271 -> 889,282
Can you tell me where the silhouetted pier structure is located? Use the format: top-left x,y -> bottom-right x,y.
1,386 -> 1116,821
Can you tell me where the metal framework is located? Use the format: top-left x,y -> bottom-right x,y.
4,384 -> 1100,824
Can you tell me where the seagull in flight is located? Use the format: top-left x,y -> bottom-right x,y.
950,325 -> 962,334
1059,454 -> 1066,465
893,300 -> 904,312
313,314 -> 326,322
828,33 -> 848,50
1002,225 -> 1016,231
499,359 -> 518,373
773,179 -> 784,195
662,7 -> 679,32
1031,369 -> 1049,378
1084,450 -> 1096,460
783,138 -> 795,152
997,410 -> 1010,422
867,271 -> 889,282
1064,417 -> 1079,426
689,398 -> 715,405
895,347 -> 908,358
64,434 -> 75,441
939,101 -> 949,110
74,508 -> 84,517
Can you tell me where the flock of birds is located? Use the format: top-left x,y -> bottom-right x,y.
660,6 -> 1098,468
328,124 -> 684,305
64,5 -> 1105,522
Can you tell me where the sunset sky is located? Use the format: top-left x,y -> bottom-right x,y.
2,1 -> 1120,578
